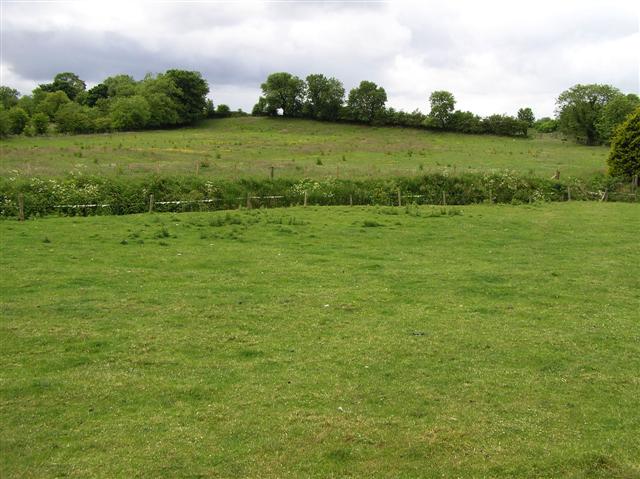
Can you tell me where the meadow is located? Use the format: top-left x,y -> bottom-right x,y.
1,202 -> 638,478
0,117 -> 609,180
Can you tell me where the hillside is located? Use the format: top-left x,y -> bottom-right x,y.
0,117 -> 608,180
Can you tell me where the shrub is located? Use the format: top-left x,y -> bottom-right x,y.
607,108 -> 640,178
55,103 -> 93,134
30,112 -> 50,135
8,107 -> 29,134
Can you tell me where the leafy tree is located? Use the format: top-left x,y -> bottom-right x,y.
36,91 -> 71,119
8,107 -> 29,134
556,84 -> 621,145
137,74 -> 181,128
204,99 -> 216,118
39,72 -> 86,101
216,104 -> 231,117
347,81 -> 387,123
260,72 -> 306,117
596,93 -> 640,143
607,107 -> 640,178
304,74 -> 344,121
55,103 -> 93,133
252,96 -> 273,116
517,107 -> 535,127
16,95 -> 34,115
428,91 -> 456,128
103,75 -> 138,98
30,112 -> 50,135
482,114 -> 528,137
0,86 -> 20,109
0,108 -> 10,138
86,83 -> 109,107
110,95 -> 151,130
533,117 -> 558,133
448,110 -> 483,134
164,69 -> 209,123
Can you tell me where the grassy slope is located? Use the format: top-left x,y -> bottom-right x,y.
0,117 -> 608,179
1,203 -> 638,478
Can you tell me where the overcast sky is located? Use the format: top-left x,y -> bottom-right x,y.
1,0 -> 638,117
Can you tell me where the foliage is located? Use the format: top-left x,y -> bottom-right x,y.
30,112 -> 50,135
428,91 -> 456,128
533,117 -> 558,133
260,72 -> 306,117
216,104 -> 231,117
482,114 -> 528,137
347,81 -> 387,123
7,107 -> 29,134
103,74 -> 138,98
517,107 -> 535,126
556,84 -> 622,145
607,107 -> 640,178
0,86 -> 20,109
110,95 -> 151,130
39,72 -> 86,101
164,69 -> 210,123
596,93 -> 640,144
448,110 -> 484,134
55,103 -> 93,134
0,108 -> 10,138
36,90 -> 72,119
304,74 -> 345,121
85,83 -> 109,107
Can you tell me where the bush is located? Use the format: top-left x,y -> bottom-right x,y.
8,107 -> 29,134
607,108 -> 640,178
55,103 -> 93,134
30,112 -> 49,135
110,95 -> 151,130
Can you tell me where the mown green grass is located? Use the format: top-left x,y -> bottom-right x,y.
1,203 -> 638,477
0,117 -> 608,180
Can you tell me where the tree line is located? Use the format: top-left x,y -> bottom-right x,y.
0,70 -> 230,137
1,70 -> 638,148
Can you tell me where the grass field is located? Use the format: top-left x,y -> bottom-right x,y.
0,117 -> 608,180
1,202 -> 638,477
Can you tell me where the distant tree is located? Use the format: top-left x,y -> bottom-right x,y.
55,103 -> 93,133
86,83 -> 109,107
428,91 -> 456,128
0,86 -> 20,109
216,104 -> 231,117
8,107 -> 29,134
39,72 -> 86,101
482,114 -> 528,137
304,74 -> 345,121
607,107 -> 640,178
448,110 -> 484,134
204,99 -> 216,118
252,96 -> 272,116
30,112 -> 50,135
533,117 -> 558,133
596,93 -> 640,144
517,107 -> 535,127
110,95 -> 151,130
0,108 -> 10,138
556,84 -> 622,145
164,69 -> 209,123
137,74 -> 181,128
16,95 -> 34,115
37,90 -> 71,119
260,72 -> 306,117
347,81 -> 387,123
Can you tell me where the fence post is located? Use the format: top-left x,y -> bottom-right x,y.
553,169 -> 560,180
304,191 -> 308,207
442,190 -> 447,206
195,161 -> 200,176
246,192 -> 252,209
567,186 -> 571,201
397,188 -> 402,207
149,194 -> 154,213
270,166 -> 274,180
18,193 -> 25,221
349,194 -> 353,207
633,175 -> 638,200
488,188 -> 493,204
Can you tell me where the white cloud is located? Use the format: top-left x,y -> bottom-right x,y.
1,0 -> 638,117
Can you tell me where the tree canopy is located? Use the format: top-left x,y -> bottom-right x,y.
260,72 -> 306,117
607,107 -> 640,178
428,91 -> 456,128
347,81 -> 387,123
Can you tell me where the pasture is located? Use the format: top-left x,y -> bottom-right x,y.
1,202 -> 638,477
0,117 -> 608,180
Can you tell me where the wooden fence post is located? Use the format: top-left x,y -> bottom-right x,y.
246,193 -> 252,209
304,191 -> 308,207
195,161 -> 200,176
149,194 -> 154,213
442,190 -> 447,206
397,188 -> 402,207
488,188 -> 493,204
633,175 -> 638,200
270,166 -> 274,180
18,193 -> 25,221
349,194 -> 353,207
567,186 -> 571,201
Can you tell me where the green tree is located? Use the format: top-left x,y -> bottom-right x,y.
596,93 -> 640,144
0,108 -> 10,138
428,91 -> 456,128
607,107 -> 640,178
55,103 -> 93,133
260,72 -> 306,117
8,107 -> 29,134
138,74 -> 181,128
30,112 -> 50,135
103,75 -> 138,98
36,91 -> 71,119
86,83 -> 109,107
556,84 -> 621,145
347,81 -> 387,123
110,95 -> 151,130
517,107 -> 535,127
204,99 -> 216,118
164,69 -> 209,123
216,104 -> 231,117
252,96 -> 273,116
304,74 -> 345,121
533,117 -> 558,133
39,72 -> 86,101
0,86 -> 20,109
